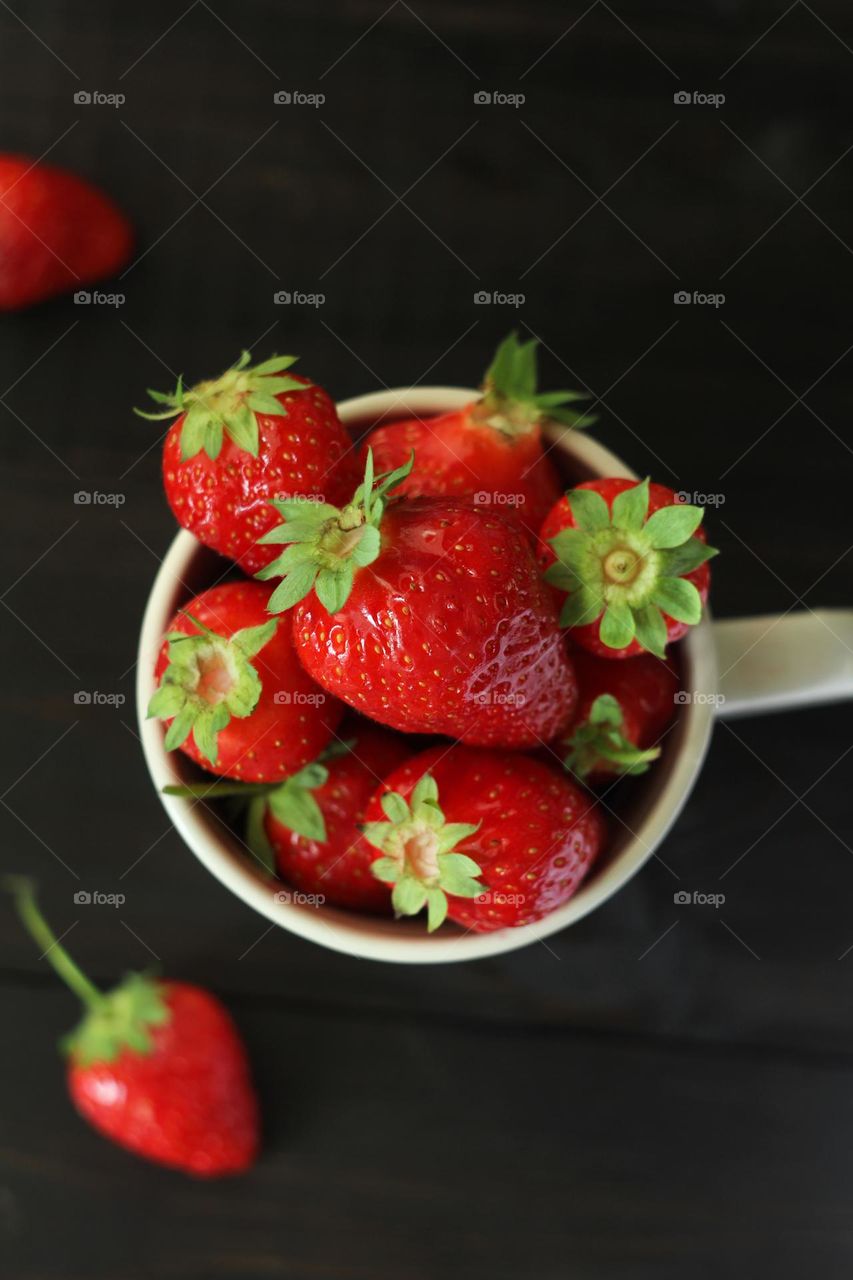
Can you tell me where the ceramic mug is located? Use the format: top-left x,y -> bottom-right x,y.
137,386 -> 853,963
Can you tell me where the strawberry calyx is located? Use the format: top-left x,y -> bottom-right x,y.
471,331 -> 596,439
134,351 -> 308,461
256,448 -> 413,616
562,694 -> 661,780
545,478 -> 718,657
164,755 -> 333,872
148,612 -> 277,767
3,875 -> 170,1067
362,773 -> 483,932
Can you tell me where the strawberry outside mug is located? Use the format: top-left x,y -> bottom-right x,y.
137,386 -> 853,963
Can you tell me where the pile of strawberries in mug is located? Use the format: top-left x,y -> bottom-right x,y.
145,335 -> 716,934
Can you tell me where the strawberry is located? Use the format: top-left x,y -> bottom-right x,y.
362,745 -> 606,932
559,648 -> 680,785
149,580 -> 343,782
360,332 -> 595,541
0,154 -> 132,309
265,723 -> 405,912
137,351 -> 359,575
5,876 -> 258,1177
257,453 -> 579,747
539,477 -> 716,658
164,725 -> 405,911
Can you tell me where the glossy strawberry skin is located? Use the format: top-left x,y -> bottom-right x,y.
155,580 -> 343,782
361,406 -> 563,543
268,723 -> 406,913
0,155 -> 132,310
566,648 -> 680,784
366,745 -> 606,932
67,982 -> 259,1178
162,375 -> 359,575
292,499 -> 578,747
538,478 -> 711,658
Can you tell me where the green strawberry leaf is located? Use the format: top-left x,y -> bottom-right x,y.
610,478 -> 650,532
600,602 -> 636,650
633,604 -> 668,658
568,488 -> 611,533
644,503 -> 704,549
652,576 -> 703,625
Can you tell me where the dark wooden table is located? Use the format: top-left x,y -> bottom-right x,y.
2,2 -> 853,1275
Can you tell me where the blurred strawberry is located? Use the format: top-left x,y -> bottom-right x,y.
0,155 -> 132,309
4,877 -> 258,1177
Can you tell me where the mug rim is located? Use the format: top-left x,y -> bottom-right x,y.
136,385 -> 717,963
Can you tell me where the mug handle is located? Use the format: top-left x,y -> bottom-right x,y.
715,610 -> 853,718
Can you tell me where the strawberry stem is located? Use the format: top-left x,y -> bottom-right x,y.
3,876 -> 103,1010
473,331 -> 596,437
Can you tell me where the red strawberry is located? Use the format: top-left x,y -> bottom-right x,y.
138,351 -> 359,575
360,332 -> 595,541
362,745 -> 605,932
163,725 -> 405,911
0,155 -> 132,309
5,877 -> 258,1177
538,477 -> 716,659
559,648 -> 680,785
257,453 -> 579,747
150,580 -> 343,782
265,723 -> 406,912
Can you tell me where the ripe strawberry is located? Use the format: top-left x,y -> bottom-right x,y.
257,453 -> 579,747
164,725 -> 405,911
265,723 -> 405,912
360,332 -> 595,541
539,477 -> 716,659
137,351 -> 359,575
0,155 -> 132,309
149,580 -> 343,782
5,876 -> 258,1177
362,745 -> 605,932
559,648 -> 680,785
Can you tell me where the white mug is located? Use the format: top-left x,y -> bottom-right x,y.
137,386 -> 853,963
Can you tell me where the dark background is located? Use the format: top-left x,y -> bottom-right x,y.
1,1 -> 853,1276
